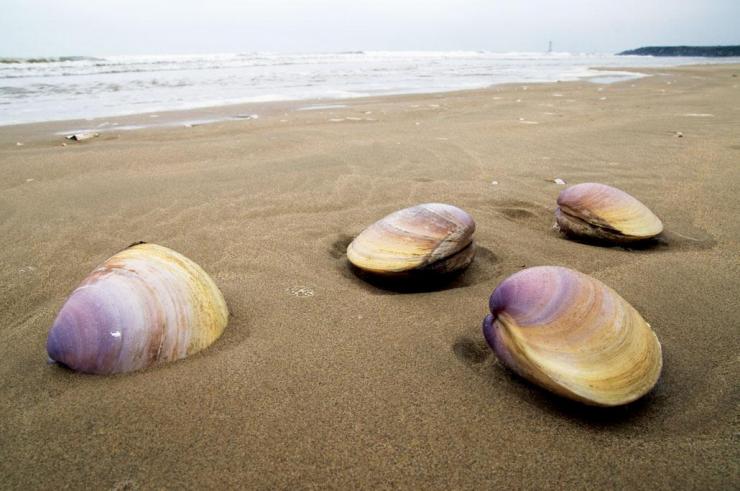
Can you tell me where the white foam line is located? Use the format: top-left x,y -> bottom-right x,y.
297,104 -> 349,111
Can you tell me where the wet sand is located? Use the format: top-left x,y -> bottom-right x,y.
0,64 -> 738,489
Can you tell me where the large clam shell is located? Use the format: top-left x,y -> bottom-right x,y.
482,266 -> 662,406
555,183 -> 663,243
47,243 -> 228,374
346,203 -> 476,275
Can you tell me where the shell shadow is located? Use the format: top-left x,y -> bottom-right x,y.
556,227 -> 716,253
330,235 -> 500,294
656,228 -> 717,252
490,362 -> 663,428
555,228 -> 664,250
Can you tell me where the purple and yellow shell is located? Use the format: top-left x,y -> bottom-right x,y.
46,243 -> 228,374
483,266 -> 662,406
555,183 -> 663,243
346,203 -> 476,275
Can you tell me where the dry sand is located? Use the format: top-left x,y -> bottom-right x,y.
1,64 -> 738,489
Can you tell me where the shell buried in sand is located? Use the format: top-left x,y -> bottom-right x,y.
555,183 -> 663,243
483,266 -> 662,406
46,243 -> 228,374
346,203 -> 476,276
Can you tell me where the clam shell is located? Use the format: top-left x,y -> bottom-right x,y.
346,203 -> 476,275
47,243 -> 228,374
483,266 -> 662,406
556,183 -> 663,243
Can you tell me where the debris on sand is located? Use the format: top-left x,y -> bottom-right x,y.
65,132 -> 99,141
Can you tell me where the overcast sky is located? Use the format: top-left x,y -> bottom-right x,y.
2,0 -> 738,57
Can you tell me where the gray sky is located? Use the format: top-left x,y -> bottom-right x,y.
2,0 -> 738,57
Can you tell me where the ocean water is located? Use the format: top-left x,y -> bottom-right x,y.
1,51 -> 738,126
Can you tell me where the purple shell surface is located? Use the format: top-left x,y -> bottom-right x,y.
47,243 -> 228,374
483,266 -> 662,406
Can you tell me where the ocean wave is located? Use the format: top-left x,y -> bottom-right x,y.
2,51 -> 738,126
0,56 -> 103,64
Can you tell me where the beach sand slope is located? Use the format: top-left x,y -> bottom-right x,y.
0,64 -> 738,489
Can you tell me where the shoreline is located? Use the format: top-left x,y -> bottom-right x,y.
0,64 -> 707,141
1,62 -> 738,489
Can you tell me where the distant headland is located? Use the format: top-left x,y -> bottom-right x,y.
618,45 -> 740,57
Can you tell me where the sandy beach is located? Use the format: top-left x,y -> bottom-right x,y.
1,64 -> 738,489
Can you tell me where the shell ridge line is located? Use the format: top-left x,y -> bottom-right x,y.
123,256 -> 171,368
150,247 -> 202,357
498,316 -> 579,400
149,266 -> 169,364
531,311 -> 651,404
425,207 -> 473,263
123,248 -> 167,365
558,204 -> 622,234
184,262 -> 214,354
383,218 -> 446,243
179,248 -> 228,351
169,256 -> 201,357
528,280 -> 611,378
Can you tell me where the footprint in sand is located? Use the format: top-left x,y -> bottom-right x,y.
452,336 -> 491,365
329,234 -> 354,260
493,199 -> 551,223
499,207 -> 537,220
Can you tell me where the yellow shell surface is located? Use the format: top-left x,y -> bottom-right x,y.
347,203 -> 475,274
484,266 -> 662,406
557,183 -> 663,240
